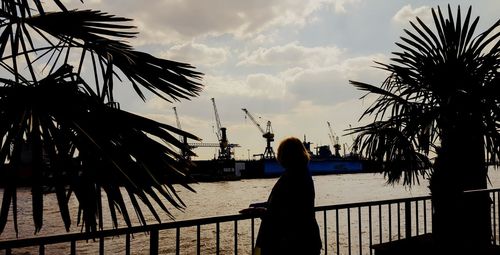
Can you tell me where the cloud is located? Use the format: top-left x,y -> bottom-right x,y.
283,54 -> 387,105
161,42 -> 229,67
238,42 -> 343,68
392,5 -> 432,25
285,67 -> 354,104
61,1 -> 321,43
328,0 -> 362,14
201,52 -> 387,112
203,74 -> 286,100
61,0 -> 362,46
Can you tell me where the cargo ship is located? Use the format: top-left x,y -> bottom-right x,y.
190,139 -> 373,181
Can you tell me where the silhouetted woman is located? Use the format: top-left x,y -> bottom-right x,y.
242,137 -> 322,255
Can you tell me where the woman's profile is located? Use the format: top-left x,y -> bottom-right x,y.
241,137 -> 322,255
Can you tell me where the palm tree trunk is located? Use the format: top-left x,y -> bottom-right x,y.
431,112 -> 490,253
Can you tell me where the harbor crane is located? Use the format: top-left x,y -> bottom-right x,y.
211,98 -> 233,160
173,107 -> 183,141
242,108 -> 275,159
172,107 -> 191,159
327,121 -> 341,157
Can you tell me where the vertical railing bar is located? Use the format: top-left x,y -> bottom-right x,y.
197,225 -> 201,255
415,200 -> 419,236
150,229 -> 159,255
234,220 -> 238,255
216,222 -> 220,255
378,204 -> 382,243
176,227 -> 181,255
497,191 -> 500,245
348,208 -> 351,255
71,240 -> 76,255
99,236 -> 104,255
358,207 -> 362,255
251,218 -> 255,255
405,201 -> 411,238
496,191 -> 498,245
424,199 -> 428,234
336,209 -> 340,255
494,192 -> 497,245
397,202 -> 401,240
323,210 -> 328,255
494,191 -> 497,245
39,244 -> 45,255
492,191 -> 496,245
388,203 -> 392,242
369,205 -> 373,255
126,233 -> 130,255
430,199 -> 433,230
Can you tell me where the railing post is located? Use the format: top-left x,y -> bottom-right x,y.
216,222 -> 220,255
197,225 -> 201,255
348,208 -> 352,255
251,218 -> 255,255
405,201 -> 412,238
150,229 -> 159,255
99,236 -> 104,255
234,220 -> 238,255
323,210 -> 328,255
126,233 -> 131,255
176,227 -> 181,255
497,192 -> 500,245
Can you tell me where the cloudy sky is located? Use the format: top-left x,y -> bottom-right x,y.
64,0 -> 499,160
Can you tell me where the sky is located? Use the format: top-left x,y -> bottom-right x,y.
62,0 -> 500,160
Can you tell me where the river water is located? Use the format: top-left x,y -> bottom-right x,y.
2,169 -> 500,254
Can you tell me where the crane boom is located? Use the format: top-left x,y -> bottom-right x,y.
211,98 -> 222,141
241,108 -> 275,159
172,107 -> 190,159
327,121 -> 335,144
242,108 -> 265,134
173,107 -> 181,130
210,98 -> 232,160
327,121 -> 341,157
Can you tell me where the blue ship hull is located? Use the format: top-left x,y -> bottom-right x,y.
263,158 -> 364,177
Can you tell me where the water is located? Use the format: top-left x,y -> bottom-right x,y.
2,170 -> 500,254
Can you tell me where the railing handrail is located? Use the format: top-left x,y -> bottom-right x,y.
315,195 -> 430,211
1,187 -> 498,251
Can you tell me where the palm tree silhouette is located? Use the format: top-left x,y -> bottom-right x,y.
0,1 -> 203,234
349,5 -> 500,253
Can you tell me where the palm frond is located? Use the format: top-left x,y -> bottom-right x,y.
0,62 -> 201,234
350,5 -> 500,186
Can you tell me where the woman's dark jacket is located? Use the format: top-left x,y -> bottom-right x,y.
256,167 -> 322,255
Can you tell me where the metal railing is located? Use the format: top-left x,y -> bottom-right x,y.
1,188 -> 500,254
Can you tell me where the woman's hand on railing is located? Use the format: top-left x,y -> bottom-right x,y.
239,207 -> 267,215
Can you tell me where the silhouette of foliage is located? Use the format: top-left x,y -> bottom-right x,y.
0,1 -> 203,234
349,5 -> 500,185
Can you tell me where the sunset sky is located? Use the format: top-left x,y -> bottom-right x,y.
64,0 -> 499,159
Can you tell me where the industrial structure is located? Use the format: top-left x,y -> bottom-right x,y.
327,121 -> 341,157
207,98 -> 235,160
242,108 -> 275,159
175,99 -> 238,160
173,107 -> 190,159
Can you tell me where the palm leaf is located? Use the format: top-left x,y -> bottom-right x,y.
0,0 -> 204,235
350,5 -> 500,186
